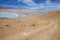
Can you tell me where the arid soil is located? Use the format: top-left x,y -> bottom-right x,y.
0,10 -> 60,40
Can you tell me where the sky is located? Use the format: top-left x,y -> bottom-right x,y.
0,0 -> 60,10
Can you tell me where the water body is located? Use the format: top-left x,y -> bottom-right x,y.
0,12 -> 17,18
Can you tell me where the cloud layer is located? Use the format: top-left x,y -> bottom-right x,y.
0,0 -> 60,10
17,0 -> 60,10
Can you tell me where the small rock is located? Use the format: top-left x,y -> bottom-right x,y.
31,24 -> 35,26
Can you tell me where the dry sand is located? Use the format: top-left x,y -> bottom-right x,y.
0,10 -> 60,40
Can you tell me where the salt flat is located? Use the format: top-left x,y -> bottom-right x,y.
0,9 -> 49,18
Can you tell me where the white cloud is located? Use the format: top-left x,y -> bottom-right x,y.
46,0 -> 51,4
17,0 -> 37,6
17,0 -> 60,10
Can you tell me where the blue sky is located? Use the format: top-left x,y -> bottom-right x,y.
0,0 -> 60,10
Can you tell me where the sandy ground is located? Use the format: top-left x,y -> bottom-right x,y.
0,10 -> 60,40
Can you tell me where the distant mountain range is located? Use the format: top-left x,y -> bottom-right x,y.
0,6 -> 14,9
0,6 -> 46,10
0,6 -> 31,10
